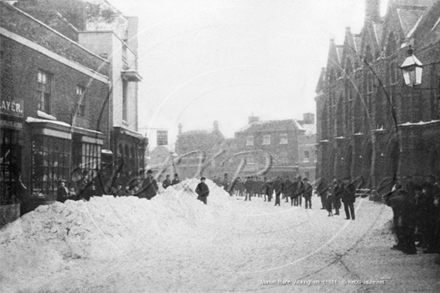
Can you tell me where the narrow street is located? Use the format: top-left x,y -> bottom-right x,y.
2,180 -> 438,293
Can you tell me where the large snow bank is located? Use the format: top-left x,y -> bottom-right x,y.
0,179 -> 227,280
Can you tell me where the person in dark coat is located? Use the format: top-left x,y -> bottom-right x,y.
162,174 -> 172,189
421,175 -> 440,253
172,173 -> 180,185
325,186 -> 334,216
196,177 -> 210,205
293,176 -> 304,206
283,177 -> 293,204
303,178 -> 313,209
316,178 -> 329,210
56,180 -> 69,203
342,179 -> 356,220
332,179 -> 343,216
137,169 -> 158,200
273,177 -> 284,206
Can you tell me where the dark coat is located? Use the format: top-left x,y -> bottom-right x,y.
172,178 -> 180,185
342,183 -> 356,203
196,182 -> 210,197
333,185 -> 343,209
139,176 -> 158,200
56,186 -> 69,203
163,178 -> 172,189
303,182 -> 313,198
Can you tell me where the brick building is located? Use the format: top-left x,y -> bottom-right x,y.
0,1 -> 110,223
232,116 -> 304,179
15,0 -> 147,175
315,0 -> 440,189
297,113 -> 317,183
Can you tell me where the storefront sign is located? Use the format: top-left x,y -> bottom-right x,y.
1,99 -> 24,117
0,119 -> 23,129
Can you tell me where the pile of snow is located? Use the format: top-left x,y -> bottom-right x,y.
0,179 -> 227,277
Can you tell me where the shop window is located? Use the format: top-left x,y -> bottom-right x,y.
76,85 -> 86,116
81,142 -> 101,180
0,129 -> 21,205
280,133 -> 288,144
246,135 -> 254,146
262,135 -> 271,145
31,136 -> 70,199
37,70 -> 52,113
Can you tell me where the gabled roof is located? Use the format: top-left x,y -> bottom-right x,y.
235,119 -> 304,134
397,5 -> 428,37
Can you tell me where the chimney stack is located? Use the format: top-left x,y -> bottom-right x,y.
213,120 -> 219,131
178,123 -> 182,135
303,113 -> 315,124
248,116 -> 259,124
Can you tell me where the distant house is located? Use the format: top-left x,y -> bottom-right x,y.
174,121 -> 224,179
233,116 -> 304,179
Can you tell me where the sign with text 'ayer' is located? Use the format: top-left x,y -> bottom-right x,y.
1,99 -> 24,117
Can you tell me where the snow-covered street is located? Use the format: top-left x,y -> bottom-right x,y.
0,179 -> 418,293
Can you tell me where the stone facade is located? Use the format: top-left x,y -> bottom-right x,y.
316,0 -> 440,190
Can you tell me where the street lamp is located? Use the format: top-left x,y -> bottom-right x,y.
400,45 -> 423,87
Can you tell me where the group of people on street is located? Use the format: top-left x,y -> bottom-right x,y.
56,170 -> 182,202
383,174 -> 440,260
316,177 -> 357,220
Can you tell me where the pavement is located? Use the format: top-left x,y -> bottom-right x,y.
304,199 -> 440,293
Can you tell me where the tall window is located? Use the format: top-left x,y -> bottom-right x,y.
280,133 -> 288,144
304,150 -> 310,162
37,70 -> 51,113
262,135 -> 271,145
81,142 -> 101,180
389,60 -> 399,85
122,80 -> 128,121
0,129 -> 21,205
367,72 -> 374,93
76,85 -> 86,116
31,136 -> 70,199
246,135 -> 254,146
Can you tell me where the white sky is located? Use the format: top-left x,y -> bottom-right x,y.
107,0 -> 388,147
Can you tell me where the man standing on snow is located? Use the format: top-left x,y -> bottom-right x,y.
162,174 -> 172,189
303,178 -> 313,209
137,169 -> 158,200
196,177 -> 210,205
172,173 -> 180,185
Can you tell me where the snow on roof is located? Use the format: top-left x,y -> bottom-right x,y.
397,6 -> 427,38
25,117 -> 71,128
300,123 -> 316,135
236,119 -> 303,134
399,120 -> 440,126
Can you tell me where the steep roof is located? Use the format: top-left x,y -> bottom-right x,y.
397,5 -> 428,37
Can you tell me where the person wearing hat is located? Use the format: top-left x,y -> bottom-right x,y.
162,174 -> 172,189
137,169 -> 158,200
172,173 -> 180,185
303,178 -> 313,209
56,179 -> 69,203
342,177 -> 356,220
196,177 -> 210,205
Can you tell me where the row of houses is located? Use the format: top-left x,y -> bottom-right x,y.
315,0 -> 440,190
0,0 -> 146,224
149,113 -> 317,184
